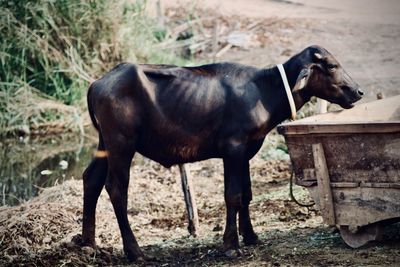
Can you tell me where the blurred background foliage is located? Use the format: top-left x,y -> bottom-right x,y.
0,0 -> 186,136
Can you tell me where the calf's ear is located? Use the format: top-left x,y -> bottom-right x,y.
293,68 -> 311,91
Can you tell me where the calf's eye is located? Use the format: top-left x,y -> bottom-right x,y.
327,64 -> 337,70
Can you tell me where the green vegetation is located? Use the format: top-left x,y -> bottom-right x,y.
0,0 -> 187,136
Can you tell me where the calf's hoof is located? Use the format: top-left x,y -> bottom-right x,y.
223,231 -> 239,252
124,246 -> 145,262
243,232 -> 260,246
71,234 -> 96,248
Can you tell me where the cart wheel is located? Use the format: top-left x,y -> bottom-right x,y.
339,224 -> 383,248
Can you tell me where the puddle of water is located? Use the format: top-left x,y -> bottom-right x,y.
0,134 -> 96,206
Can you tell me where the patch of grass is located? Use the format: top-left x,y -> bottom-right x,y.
0,0 -> 188,136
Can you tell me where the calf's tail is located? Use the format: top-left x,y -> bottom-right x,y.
87,83 -> 100,132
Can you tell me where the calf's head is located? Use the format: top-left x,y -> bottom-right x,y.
290,46 -> 363,109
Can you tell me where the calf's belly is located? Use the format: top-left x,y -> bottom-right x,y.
136,134 -> 218,167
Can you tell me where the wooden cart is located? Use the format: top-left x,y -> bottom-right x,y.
278,95 -> 400,248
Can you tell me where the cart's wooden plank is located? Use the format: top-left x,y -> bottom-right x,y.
278,122 -> 400,135
284,132 -> 400,185
313,143 -> 336,226
360,182 -> 400,189
306,182 -> 400,189
332,187 -> 400,226
330,182 -> 359,188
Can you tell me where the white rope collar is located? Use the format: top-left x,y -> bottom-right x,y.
277,64 -> 297,120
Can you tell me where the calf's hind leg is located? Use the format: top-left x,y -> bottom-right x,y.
104,137 -> 144,261
82,135 -> 108,247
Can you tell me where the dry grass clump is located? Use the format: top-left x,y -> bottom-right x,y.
0,180 -> 83,257
0,202 -> 78,256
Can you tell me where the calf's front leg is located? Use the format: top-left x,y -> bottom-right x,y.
222,150 -> 253,253
238,169 -> 259,245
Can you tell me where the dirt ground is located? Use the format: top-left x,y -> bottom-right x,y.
1,151 -> 400,266
1,1 -> 400,266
